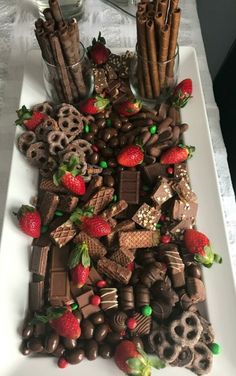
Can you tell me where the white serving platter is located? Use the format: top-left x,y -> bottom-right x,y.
0,47 -> 236,375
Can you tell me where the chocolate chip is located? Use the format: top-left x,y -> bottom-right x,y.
21,341 -> 32,356
66,348 -> 85,364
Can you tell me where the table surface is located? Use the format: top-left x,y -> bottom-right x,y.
0,0 -> 235,280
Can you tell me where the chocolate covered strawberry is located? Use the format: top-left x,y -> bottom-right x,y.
32,307 -> 81,339
70,207 -> 111,238
16,205 -> 41,238
68,243 -> 90,288
88,32 -> 110,65
117,99 -> 142,117
79,96 -> 110,115
172,78 -> 193,108
53,156 -> 86,196
160,144 -> 195,164
184,229 -> 222,267
114,340 -> 165,375
15,105 -> 47,130
117,144 -> 144,167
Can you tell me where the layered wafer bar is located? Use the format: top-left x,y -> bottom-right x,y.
119,230 -> 160,249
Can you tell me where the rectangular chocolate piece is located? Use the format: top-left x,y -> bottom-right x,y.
119,230 -> 160,249
29,281 -> 44,312
169,218 -> 194,237
151,178 -> 173,207
132,203 -> 161,231
119,171 -> 140,204
159,244 -> 185,288
101,200 -> 128,220
57,195 -> 79,213
32,233 -> 52,247
110,247 -> 135,266
50,219 -> 77,248
30,245 -> 50,277
93,67 -> 108,94
174,163 -> 189,181
106,219 -> 136,247
40,178 -> 67,193
38,191 -> 59,226
172,177 -> 197,203
50,245 -> 69,271
80,176 -> 103,202
186,277 -> 206,303
97,257 -> 132,285
84,187 -> 114,214
74,231 -> 107,260
87,267 -> 103,285
171,199 -> 198,221
141,163 -> 169,184
76,288 -> 101,318
49,270 -> 71,306
130,313 -> 151,336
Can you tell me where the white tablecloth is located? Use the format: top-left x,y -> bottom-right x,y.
0,0 -> 236,278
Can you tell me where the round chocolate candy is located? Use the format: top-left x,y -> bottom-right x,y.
187,265 -> 202,279
66,348 -> 85,364
102,128 -> 118,142
94,323 -> 109,342
83,133 -> 94,143
96,119 -> 106,129
22,324 -> 34,339
52,344 -> 66,357
108,159 -> 118,168
102,167 -> 114,176
27,337 -> 44,353
45,332 -> 60,353
90,123 -> 99,134
73,310 -> 83,323
90,312 -> 105,326
151,300 -> 172,320
103,175 -> 115,188
119,135 -> 127,148
21,341 -> 32,356
99,343 -> 113,359
113,119 -> 122,129
96,140 -> 106,150
105,332 -> 123,345
81,319 -> 94,340
135,284 -> 150,308
89,152 -> 100,165
85,339 -> 98,360
109,137 -> 119,148
121,122 -> 133,133
101,147 -> 113,158
109,311 -> 127,333
63,338 -> 77,350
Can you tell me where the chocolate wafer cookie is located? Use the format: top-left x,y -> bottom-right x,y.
57,194 -> 79,213
50,219 -> 77,248
38,191 -> 59,225
106,219 -> 136,247
74,231 -> 107,260
84,187 -> 114,214
110,247 -> 135,266
40,177 -> 67,194
101,200 -> 128,220
97,257 -> 132,285
119,230 -> 160,249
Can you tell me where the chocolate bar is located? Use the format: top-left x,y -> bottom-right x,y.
50,219 -> 77,248
30,245 -> 50,277
169,218 -> 194,236
50,245 -> 69,271
80,176 -> 103,202
57,194 -> 79,213
119,230 -> 160,249
29,281 -> 44,312
49,270 -> 71,306
119,171 -> 140,204
87,267 -> 103,286
132,203 -> 161,230
186,277 -> 206,303
141,162 -> 169,184
99,287 -> 118,311
93,67 -> 108,94
101,200 -> 128,220
151,178 -> 173,207
38,191 -> 59,225
174,163 -> 189,181
76,288 -> 100,318
110,247 -> 135,266
39,177 -> 67,193
159,244 -> 185,288
84,187 -> 114,214
74,231 -> 107,260
171,199 -> 198,221
97,257 -> 132,285
172,177 -> 197,203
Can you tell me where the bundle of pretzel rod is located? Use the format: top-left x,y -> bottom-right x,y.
35,0 -> 86,103
136,0 -> 181,99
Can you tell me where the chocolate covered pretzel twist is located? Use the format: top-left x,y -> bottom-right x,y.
169,311 -> 203,347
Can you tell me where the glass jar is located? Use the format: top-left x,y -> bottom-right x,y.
42,42 -> 94,104
129,44 -> 179,106
36,0 -> 85,21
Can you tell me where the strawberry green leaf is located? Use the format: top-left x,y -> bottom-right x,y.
214,253 -> 223,264
126,358 -> 143,370
68,243 -> 86,269
148,356 -> 166,369
30,314 -> 49,325
81,246 -> 90,268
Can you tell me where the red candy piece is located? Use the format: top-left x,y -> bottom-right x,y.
167,166 -> 174,175
58,357 -> 69,369
126,318 -> 137,330
160,234 -> 172,244
96,280 -> 107,288
127,262 -> 135,272
90,295 -> 101,306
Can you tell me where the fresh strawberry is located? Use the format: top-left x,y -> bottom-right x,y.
117,145 -> 144,167
68,243 -> 90,287
114,340 -> 165,375
117,99 -> 142,117
79,96 -> 110,115
88,32 -> 110,65
53,156 -> 86,196
32,307 -> 81,339
15,105 -> 47,130
184,229 -> 222,267
160,144 -> 195,165
70,208 -> 111,238
172,78 -> 193,108
16,205 -> 41,238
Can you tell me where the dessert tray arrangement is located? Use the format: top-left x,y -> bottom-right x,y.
1,1 -> 236,376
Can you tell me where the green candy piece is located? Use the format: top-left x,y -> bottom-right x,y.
99,161 -> 108,169
55,210 -> 64,217
141,305 -> 152,317
156,223 -> 162,229
112,194 -> 118,202
84,124 -> 90,133
106,119 -> 112,127
142,185 -> 151,192
210,343 -> 221,355
71,303 -> 78,311
41,225 -> 48,234
149,125 -> 157,134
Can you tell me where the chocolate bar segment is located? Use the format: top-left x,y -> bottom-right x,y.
101,200 -> 128,220
171,199 -> 198,221
97,257 -> 132,285
106,219 -> 136,247
141,162 -> 169,184
29,281 -> 44,312
74,231 -> 107,260
151,178 -> 173,207
119,171 -> 140,204
49,270 -> 71,306
38,191 -> 59,225
30,245 -> 50,277
40,177 -> 67,193
50,245 -> 69,271
172,177 -> 197,203
119,286 -> 135,311
119,230 -> 160,249
132,203 -> 161,230
76,288 -> 100,318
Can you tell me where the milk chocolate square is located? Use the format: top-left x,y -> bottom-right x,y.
30,245 -> 50,277
119,171 -> 140,204
50,245 -> 69,271
171,200 -> 198,221
132,203 -> 161,230
141,162 -> 169,184
29,281 -> 44,312
172,178 -> 197,203
49,270 -> 71,306
151,178 -> 173,207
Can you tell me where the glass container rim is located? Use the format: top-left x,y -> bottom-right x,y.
43,41 -> 86,69
135,43 -> 179,65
